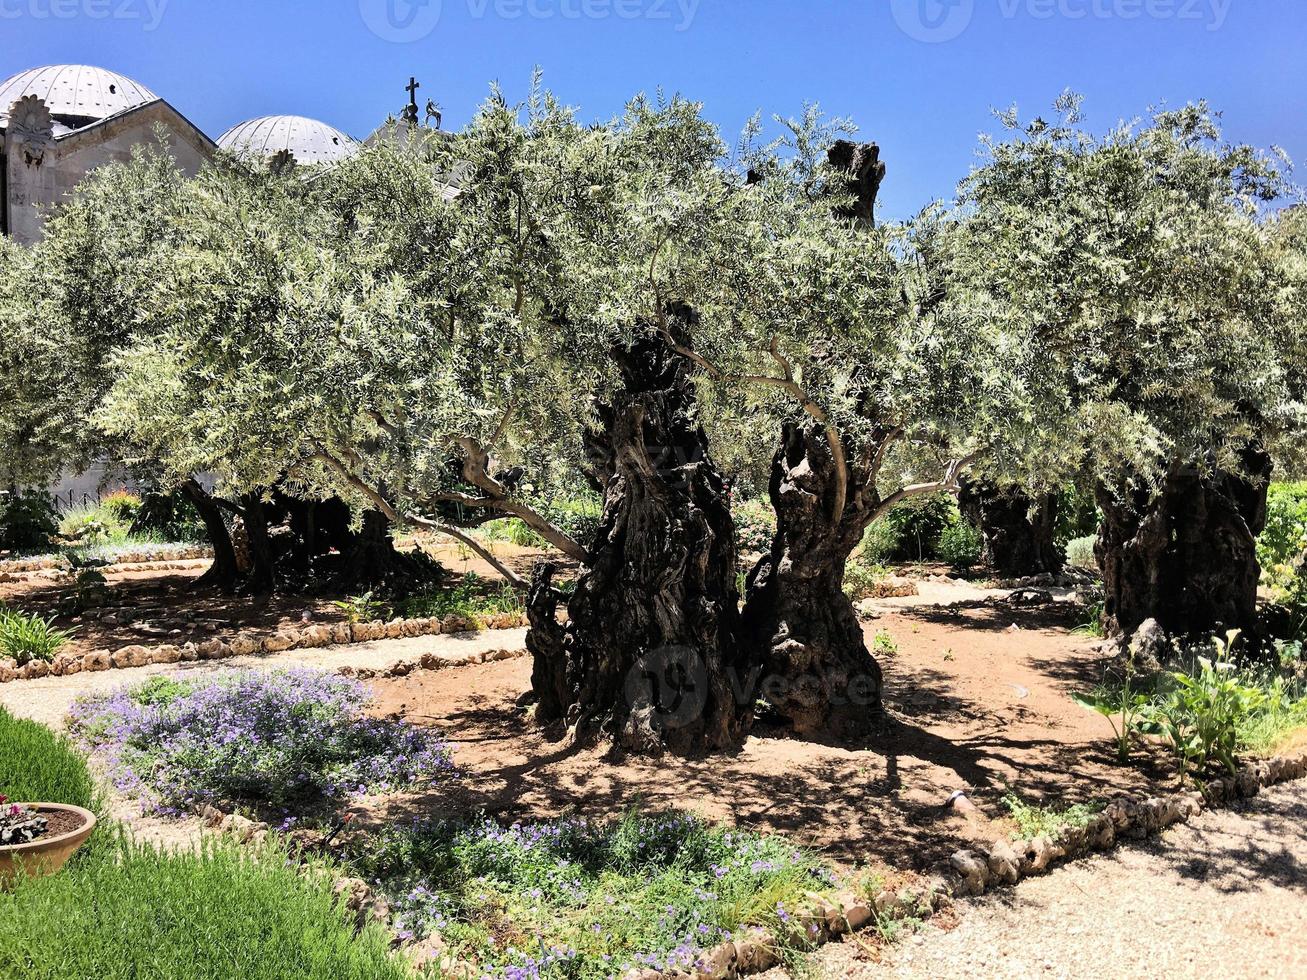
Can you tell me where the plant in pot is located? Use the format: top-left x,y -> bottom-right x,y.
0,794 -> 96,886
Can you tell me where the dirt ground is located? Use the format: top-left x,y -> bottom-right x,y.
368,599 -> 1171,871
765,780 -> 1307,979
0,540 -> 558,658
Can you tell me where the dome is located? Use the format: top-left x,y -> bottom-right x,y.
0,65 -> 158,129
217,115 -> 359,166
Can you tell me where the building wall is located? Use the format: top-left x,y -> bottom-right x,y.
4,101 -> 212,245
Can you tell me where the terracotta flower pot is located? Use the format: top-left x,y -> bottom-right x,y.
0,803 -> 97,887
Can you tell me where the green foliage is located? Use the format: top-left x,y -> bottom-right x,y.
1071,600 -> 1107,639
0,608 -> 77,666
1071,669 -> 1151,764
331,591 -> 392,624
482,518 -> 550,549
1259,482 -> 1307,591
1002,794 -> 1103,840
99,489 -> 142,524
733,498 -> 777,554
345,810 -> 836,978
398,573 -> 524,625
937,520 -> 983,572
0,491 -> 58,553
861,495 -> 956,563
0,707 -> 100,813
1147,651 -> 1266,780
842,559 -> 890,601
0,837 -> 407,980
1065,535 -> 1099,572
872,630 -> 898,656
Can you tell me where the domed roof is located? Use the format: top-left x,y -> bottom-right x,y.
0,65 -> 158,128
217,115 -> 359,166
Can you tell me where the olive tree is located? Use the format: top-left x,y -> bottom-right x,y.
954,95 -> 1305,643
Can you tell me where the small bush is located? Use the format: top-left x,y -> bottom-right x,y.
0,491 -> 58,553
0,707 -> 100,813
0,837 -> 407,980
399,573 -> 524,625
937,521 -> 983,572
346,810 -> 836,978
860,494 -> 955,563
733,498 -> 776,554
99,489 -> 142,525
67,668 -> 456,816
1003,794 -> 1103,840
0,608 -> 77,665
1065,535 -> 1099,571
843,559 -> 890,601
1259,482 -> 1307,589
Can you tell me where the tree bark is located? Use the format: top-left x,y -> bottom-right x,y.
180,479 -> 240,590
526,312 -> 752,755
240,493 -> 277,595
1096,447 -> 1272,642
740,421 -> 883,739
331,509 -> 444,597
958,481 -> 1064,577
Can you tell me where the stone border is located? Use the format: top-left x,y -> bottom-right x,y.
191,747 -> 1307,980
0,611 -> 529,683
0,546 -> 213,578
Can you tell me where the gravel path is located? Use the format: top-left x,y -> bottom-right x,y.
0,627 -> 528,729
774,780 -> 1307,979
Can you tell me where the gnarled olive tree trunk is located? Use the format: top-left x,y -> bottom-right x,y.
1096,447 -> 1271,643
958,480 -> 1063,577
740,421 -> 883,739
527,313 -> 752,755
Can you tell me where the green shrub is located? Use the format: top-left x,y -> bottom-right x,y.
0,707 -> 100,813
1145,641 -> 1266,780
733,498 -> 776,554
99,489 -> 142,525
1259,482 -> 1307,589
860,494 -> 955,563
0,609 -> 77,665
399,573 -> 524,624
1065,535 -> 1099,571
346,810 -> 836,978
0,491 -> 58,553
0,838 -> 407,980
1003,794 -> 1103,840
843,559 -> 890,601
937,521 -> 983,572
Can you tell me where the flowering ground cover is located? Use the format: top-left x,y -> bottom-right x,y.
66,668 -> 456,817
346,810 -> 858,980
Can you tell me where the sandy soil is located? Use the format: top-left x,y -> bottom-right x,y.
368,599 -> 1171,871
0,539 -> 555,658
764,780 -> 1307,979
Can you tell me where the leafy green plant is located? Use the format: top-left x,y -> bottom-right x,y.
398,574 -> 524,625
0,491 -> 58,553
1071,600 -> 1106,638
1002,793 -> 1103,840
0,608 -> 77,666
1071,664 -> 1150,764
1148,637 -> 1266,780
100,489 -> 143,525
1258,482 -> 1307,590
937,520 -> 983,572
859,494 -> 955,563
733,498 -> 777,554
1065,535 -> 1099,572
843,560 -> 891,602
872,630 -> 898,656
0,707 -> 101,814
330,591 -> 391,624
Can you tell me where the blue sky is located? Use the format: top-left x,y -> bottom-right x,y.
3,0 -> 1304,219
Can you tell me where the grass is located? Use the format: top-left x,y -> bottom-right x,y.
345,810 -> 839,978
398,572 -> 524,625
0,706 -> 102,814
1002,793 -> 1103,840
0,837 -> 408,980
0,707 -> 409,980
1071,600 -> 1107,638
0,608 -> 77,665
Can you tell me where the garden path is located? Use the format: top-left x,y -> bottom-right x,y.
0,627 -> 528,729
765,779 -> 1307,979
